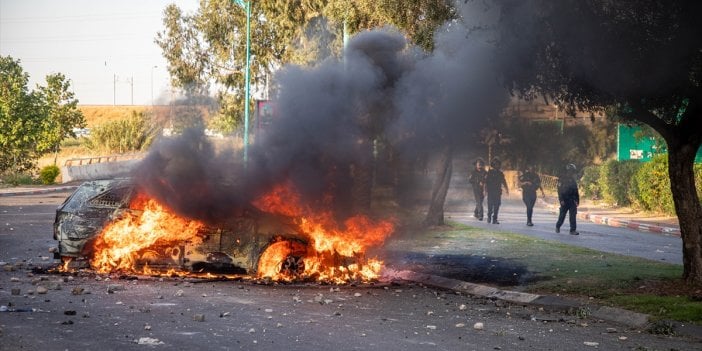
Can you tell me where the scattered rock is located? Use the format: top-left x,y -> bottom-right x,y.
459,304 -> 467,310
220,312 -> 230,318
584,342 -> 599,347
107,284 -> 124,293
136,337 -> 164,345
11,288 -> 20,296
174,289 -> 184,297
354,293 -> 362,297
36,286 -> 48,294
64,310 -> 77,316
606,328 -> 617,333
72,287 -> 84,295
426,325 -> 437,330
473,322 -> 484,330
455,323 -> 466,328
192,314 -> 205,322
10,277 -> 20,282
248,328 -> 256,333
144,325 -> 152,330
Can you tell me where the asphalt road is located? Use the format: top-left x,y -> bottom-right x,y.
1,191 -> 699,351
445,196 -> 682,265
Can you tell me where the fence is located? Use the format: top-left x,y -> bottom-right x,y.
540,174 -> 559,193
63,153 -> 143,167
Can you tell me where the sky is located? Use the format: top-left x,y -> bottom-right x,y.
0,0 -> 199,106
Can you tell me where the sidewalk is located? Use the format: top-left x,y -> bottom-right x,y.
0,184 -> 78,197
539,196 -> 681,237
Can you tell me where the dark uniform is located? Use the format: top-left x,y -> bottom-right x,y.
485,159 -> 508,224
469,160 -> 487,220
519,169 -> 542,226
556,164 -> 580,235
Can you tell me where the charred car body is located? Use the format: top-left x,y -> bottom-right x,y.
53,179 -> 308,275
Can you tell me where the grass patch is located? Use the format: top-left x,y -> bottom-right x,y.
607,295 -> 702,323
388,221 -> 698,323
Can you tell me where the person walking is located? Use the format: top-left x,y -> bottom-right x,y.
519,165 -> 545,226
556,163 -> 580,235
485,157 -> 509,224
468,158 -> 487,221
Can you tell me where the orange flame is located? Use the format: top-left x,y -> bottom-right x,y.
253,182 -> 395,283
90,197 -> 204,274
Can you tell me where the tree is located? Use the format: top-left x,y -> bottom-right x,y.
0,56 -> 84,173
494,0 -> 702,283
155,0 -> 455,132
38,73 -> 86,164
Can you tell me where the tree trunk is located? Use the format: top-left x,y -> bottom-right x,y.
667,142 -> 702,284
423,145 -> 453,226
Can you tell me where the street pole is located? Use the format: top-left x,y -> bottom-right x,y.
234,0 -> 251,167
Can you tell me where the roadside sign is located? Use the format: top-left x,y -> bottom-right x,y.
617,124 -> 702,162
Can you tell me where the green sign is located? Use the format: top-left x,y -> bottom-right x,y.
617,124 -> 702,162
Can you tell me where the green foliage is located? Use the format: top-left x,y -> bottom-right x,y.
0,56 -> 85,173
84,112 -> 158,153
599,159 -> 640,206
39,165 -> 60,185
155,0 -> 455,130
0,172 -> 37,186
579,165 -> 601,199
632,155 -> 675,214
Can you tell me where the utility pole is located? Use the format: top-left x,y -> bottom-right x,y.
234,0 -> 251,167
151,65 -> 157,106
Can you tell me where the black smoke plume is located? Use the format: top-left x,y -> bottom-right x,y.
133,2 -> 509,224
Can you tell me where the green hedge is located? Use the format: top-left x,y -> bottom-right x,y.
580,156 -> 702,216
599,159 -> 641,206
39,165 -> 60,185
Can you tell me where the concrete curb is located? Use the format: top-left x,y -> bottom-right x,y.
540,199 -> 680,237
385,269 -> 651,328
582,213 -> 681,237
0,186 -> 78,197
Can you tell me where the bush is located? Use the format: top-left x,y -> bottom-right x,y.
599,159 -> 641,206
1,172 -> 37,186
631,155 -> 673,214
39,165 -> 60,185
580,165 -> 602,200
84,111 -> 158,153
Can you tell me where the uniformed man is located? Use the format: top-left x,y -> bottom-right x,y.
519,165 -> 545,226
468,158 -> 487,220
485,157 -> 509,224
556,163 -> 580,235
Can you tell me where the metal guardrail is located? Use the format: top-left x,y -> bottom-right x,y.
539,174 -> 559,193
63,153 -> 143,167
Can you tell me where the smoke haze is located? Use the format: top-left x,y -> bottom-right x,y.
133,1 -> 509,223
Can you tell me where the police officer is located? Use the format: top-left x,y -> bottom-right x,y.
485,157 -> 509,224
519,165 -> 545,226
469,158 -> 487,220
556,163 -> 580,235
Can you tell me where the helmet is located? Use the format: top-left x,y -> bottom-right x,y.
475,157 -> 485,166
490,157 -> 501,168
566,163 -> 577,172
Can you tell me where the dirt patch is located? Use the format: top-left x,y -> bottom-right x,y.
624,279 -> 702,299
385,251 -> 545,287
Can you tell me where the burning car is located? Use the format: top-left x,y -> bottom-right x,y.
53,179 -> 394,282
